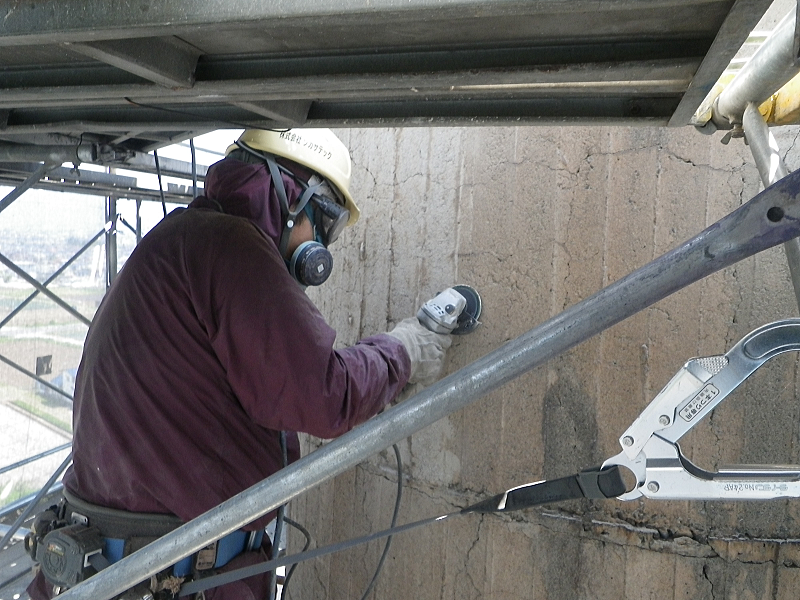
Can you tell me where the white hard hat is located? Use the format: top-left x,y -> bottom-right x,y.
227,128 -> 360,226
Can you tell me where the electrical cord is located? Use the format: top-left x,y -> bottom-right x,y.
281,517 -> 311,596
269,432 -> 289,600
280,443 -> 403,600
189,138 -> 198,199
276,444 -> 403,600
123,97 -> 290,133
359,444 -> 402,600
153,149 -> 167,217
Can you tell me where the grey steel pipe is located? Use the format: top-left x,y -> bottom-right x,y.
713,6 -> 800,127
58,170 -> 800,600
743,102 -> 789,185
742,102 -> 800,310
0,142 -> 95,165
0,442 -> 72,477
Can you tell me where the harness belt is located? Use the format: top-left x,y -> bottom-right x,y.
62,490 -> 264,577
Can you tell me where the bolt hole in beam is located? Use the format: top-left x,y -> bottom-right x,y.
768,206 -> 786,221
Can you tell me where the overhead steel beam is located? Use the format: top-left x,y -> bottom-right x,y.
231,101 -> 312,127
0,162 -> 136,187
0,100 -> 681,131
0,57 -> 703,108
63,37 -> 201,89
0,0 -> 733,45
0,175 -> 194,204
0,144 -> 207,180
111,150 -> 208,179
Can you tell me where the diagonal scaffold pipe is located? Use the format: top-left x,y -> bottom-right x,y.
58,169 -> 800,600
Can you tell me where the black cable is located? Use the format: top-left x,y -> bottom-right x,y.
279,443 -> 404,600
359,444 -> 403,600
189,138 -> 198,199
269,432 -> 289,600
123,97 -> 290,133
153,149 -> 167,218
281,517 -> 311,596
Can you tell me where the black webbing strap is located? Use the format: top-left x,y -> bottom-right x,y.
178,465 -> 625,597
178,513 -> 459,596
460,465 -> 627,514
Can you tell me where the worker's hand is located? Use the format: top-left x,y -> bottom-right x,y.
386,317 -> 453,386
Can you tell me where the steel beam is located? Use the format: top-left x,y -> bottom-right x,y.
0,175 -> 193,204
64,37 -> 201,89
0,1 -> 732,45
56,169 -> 800,600
0,96 -> 682,133
232,101 -> 312,127
0,59 -> 702,108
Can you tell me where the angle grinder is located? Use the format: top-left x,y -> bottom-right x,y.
417,285 -> 482,335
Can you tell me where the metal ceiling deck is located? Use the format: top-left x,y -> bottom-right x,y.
0,0 -> 776,156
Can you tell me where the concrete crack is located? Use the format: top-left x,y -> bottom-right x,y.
702,563 -> 718,600
462,515 -> 485,597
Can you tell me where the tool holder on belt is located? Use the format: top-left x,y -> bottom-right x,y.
26,490 -> 185,593
26,490 -> 264,598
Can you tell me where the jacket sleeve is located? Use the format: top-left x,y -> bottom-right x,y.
191,218 -> 411,439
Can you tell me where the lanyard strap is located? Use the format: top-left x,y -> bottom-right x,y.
178,465 -> 625,597
179,512 -> 459,596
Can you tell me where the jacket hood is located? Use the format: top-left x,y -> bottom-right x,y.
189,158 -> 305,249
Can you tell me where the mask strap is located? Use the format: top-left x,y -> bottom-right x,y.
265,156 -> 322,256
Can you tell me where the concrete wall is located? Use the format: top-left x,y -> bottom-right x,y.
295,124 -> 800,599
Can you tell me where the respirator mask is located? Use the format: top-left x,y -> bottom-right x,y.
285,177 -> 350,287
231,140 -> 350,286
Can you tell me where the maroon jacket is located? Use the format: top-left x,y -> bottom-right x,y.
62,158 -> 410,529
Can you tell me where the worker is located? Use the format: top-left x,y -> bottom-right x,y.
26,128 -> 453,600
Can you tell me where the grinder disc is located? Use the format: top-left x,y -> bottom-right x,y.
452,285 -> 482,335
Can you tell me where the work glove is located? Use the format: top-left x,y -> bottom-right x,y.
386,317 -> 453,386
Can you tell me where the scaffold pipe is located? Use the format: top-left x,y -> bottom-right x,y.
713,6 -> 800,127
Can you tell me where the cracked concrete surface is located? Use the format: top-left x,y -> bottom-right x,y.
291,125 -> 800,599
